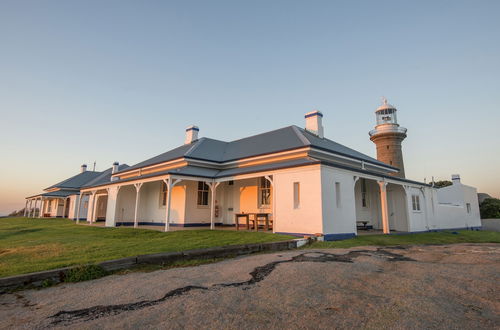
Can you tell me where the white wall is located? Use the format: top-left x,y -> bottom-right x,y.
184,180 -> 212,225
321,166 -> 357,235
115,185 -> 136,222
274,165 -> 323,235
432,181 -> 481,229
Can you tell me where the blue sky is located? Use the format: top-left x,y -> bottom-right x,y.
0,0 -> 499,215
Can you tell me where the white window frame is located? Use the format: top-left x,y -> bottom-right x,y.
197,181 -> 210,207
335,182 -> 341,208
293,182 -> 300,209
258,177 -> 271,208
466,203 -> 471,214
412,195 -> 421,212
160,182 -> 167,207
361,179 -> 368,208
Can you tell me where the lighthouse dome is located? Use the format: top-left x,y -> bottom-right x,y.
376,97 -> 397,112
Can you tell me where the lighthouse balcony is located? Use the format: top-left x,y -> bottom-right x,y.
369,125 -> 407,137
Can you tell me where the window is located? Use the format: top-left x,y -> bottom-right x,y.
466,203 -> 471,213
83,201 -> 88,209
228,180 -> 234,185
47,200 -> 52,212
197,181 -> 209,206
259,177 -> 271,207
361,179 -> 368,208
293,182 -> 300,209
412,195 -> 421,211
160,182 -> 168,206
335,182 -> 341,207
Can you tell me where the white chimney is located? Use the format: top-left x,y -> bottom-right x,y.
305,110 -> 324,138
112,162 -> 119,174
451,174 -> 461,184
184,125 -> 199,144
81,164 -> 87,173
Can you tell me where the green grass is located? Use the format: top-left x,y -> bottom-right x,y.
308,230 -> 500,249
0,217 -> 294,278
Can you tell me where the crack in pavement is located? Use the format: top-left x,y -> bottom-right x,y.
49,247 -> 414,326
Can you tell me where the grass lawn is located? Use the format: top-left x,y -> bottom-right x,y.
0,217 -> 295,278
308,230 -> 500,249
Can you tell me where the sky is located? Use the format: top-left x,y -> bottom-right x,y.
0,0 -> 499,215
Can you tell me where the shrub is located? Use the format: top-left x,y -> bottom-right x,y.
480,198 -> 500,219
64,264 -> 108,283
41,278 -> 55,288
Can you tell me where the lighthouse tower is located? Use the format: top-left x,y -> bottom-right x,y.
369,98 -> 408,178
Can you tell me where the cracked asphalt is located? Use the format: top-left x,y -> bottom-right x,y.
1,243 -> 499,329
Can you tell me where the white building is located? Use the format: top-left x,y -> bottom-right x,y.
25,102 -> 481,240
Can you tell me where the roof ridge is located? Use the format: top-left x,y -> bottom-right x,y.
291,125 -> 311,146
227,125 -> 296,143
184,138 -> 207,157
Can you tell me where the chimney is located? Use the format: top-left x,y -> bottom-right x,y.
184,125 -> 199,144
305,110 -> 324,138
112,162 -> 119,174
81,164 -> 87,173
451,174 -> 461,184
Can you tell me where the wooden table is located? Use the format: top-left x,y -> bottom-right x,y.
235,213 -> 250,230
235,213 -> 272,231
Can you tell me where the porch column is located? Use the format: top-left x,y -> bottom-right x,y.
38,198 -> 44,218
377,181 -> 390,234
32,199 -> 37,217
87,191 -> 97,224
134,183 -> 143,228
24,200 -> 28,217
92,194 -> 99,223
62,198 -> 67,218
420,187 -> 430,230
265,175 -> 276,233
105,186 -> 120,227
163,178 -> 181,232
27,199 -> 32,217
76,193 -> 84,223
207,182 -> 220,230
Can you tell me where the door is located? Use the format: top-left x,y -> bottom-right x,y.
64,198 -> 71,218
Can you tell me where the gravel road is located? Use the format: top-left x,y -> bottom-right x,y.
1,243 -> 499,329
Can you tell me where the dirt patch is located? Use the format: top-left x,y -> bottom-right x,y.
49,247 -> 415,326
1,243 -> 498,329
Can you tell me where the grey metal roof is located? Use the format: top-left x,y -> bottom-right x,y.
297,127 -> 391,168
117,125 -> 394,174
46,171 -> 103,190
27,190 -> 79,199
81,164 -> 129,188
215,158 -> 319,178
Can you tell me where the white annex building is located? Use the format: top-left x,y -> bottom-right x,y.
25,100 -> 481,240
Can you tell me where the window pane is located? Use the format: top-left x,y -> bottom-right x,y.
335,182 -> 341,208
293,182 -> 300,209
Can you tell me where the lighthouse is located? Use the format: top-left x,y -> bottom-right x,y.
369,98 -> 408,178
